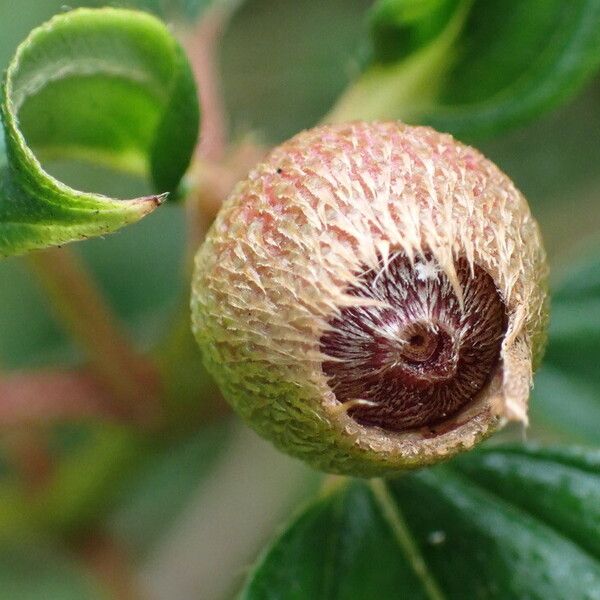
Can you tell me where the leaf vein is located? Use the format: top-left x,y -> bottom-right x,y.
369,478 -> 446,600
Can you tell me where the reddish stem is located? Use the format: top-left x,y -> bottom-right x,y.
77,532 -> 140,600
2,430 -> 55,494
27,248 -> 161,428
0,370 -> 127,427
184,5 -> 232,161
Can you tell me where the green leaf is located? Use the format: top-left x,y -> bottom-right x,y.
0,7 -> 199,257
241,445 -> 600,599
530,245 -> 600,445
329,0 -> 600,139
0,541 -> 106,600
370,0 -> 463,63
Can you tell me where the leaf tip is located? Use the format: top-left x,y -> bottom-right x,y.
136,192 -> 169,214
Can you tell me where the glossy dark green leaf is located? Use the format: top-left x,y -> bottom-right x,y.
0,541 -> 106,600
241,445 -> 600,599
329,0 -> 600,139
0,7 -> 199,257
530,245 -> 600,445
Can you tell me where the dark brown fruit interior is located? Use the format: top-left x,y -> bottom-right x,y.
320,254 -> 506,432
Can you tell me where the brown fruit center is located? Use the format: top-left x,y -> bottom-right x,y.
320,253 -> 506,432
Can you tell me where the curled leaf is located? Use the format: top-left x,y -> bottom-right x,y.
0,7 -> 199,257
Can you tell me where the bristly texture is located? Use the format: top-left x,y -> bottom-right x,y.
192,122 -> 548,477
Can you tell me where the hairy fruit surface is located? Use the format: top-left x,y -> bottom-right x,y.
192,122 -> 548,476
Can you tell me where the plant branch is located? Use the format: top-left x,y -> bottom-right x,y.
186,140 -> 266,256
144,5 -> 264,429
183,4 -> 234,162
0,369 -> 127,427
2,429 -> 55,494
77,532 -> 141,600
27,248 -> 160,427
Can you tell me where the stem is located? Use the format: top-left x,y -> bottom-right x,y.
180,4 -> 230,268
0,369 -> 127,427
183,4 -> 234,162
27,248 -> 160,427
186,140 -> 266,257
158,8 -> 266,428
77,532 -> 140,600
319,473 -> 347,495
180,0 -> 269,239
2,429 -> 54,494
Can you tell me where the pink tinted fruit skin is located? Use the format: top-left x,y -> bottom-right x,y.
192,121 -> 548,476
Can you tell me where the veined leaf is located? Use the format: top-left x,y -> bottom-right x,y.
241,445 -> 600,599
329,0 -> 600,139
0,7 -> 199,257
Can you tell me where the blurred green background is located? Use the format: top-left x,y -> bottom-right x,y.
0,1 -> 599,598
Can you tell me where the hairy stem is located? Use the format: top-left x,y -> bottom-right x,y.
153,8 -> 266,428
27,248 -> 160,427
